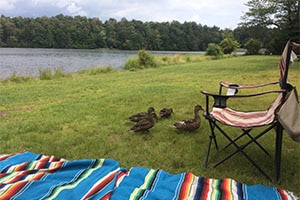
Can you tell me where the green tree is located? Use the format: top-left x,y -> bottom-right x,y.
154,22 -> 171,50
233,25 -> 272,48
240,0 -> 300,52
205,43 -> 223,58
0,23 -> 3,46
168,20 -> 186,50
51,15 -> 72,48
0,14 -> 238,51
104,18 -> 118,49
244,38 -> 261,55
198,25 -> 222,51
219,30 -> 240,54
0,16 -> 17,46
89,18 -> 106,48
144,22 -> 162,50
182,22 -> 201,51
116,18 -> 145,50
220,38 -> 240,54
131,20 -> 147,49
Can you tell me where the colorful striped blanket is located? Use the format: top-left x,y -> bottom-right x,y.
0,152 -> 297,200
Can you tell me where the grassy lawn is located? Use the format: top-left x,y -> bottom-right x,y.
0,55 -> 299,196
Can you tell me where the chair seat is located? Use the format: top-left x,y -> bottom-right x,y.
211,94 -> 282,128
211,107 -> 275,128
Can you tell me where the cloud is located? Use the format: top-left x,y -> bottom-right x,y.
0,0 -> 16,11
0,0 -> 248,29
66,2 -> 87,15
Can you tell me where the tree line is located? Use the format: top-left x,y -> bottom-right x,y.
0,0 -> 298,54
0,14 -> 224,51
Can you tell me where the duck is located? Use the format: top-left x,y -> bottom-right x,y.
128,107 -> 157,122
159,108 -> 173,118
128,108 -> 155,132
173,105 -> 204,131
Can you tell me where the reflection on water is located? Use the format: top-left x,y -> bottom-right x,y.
0,48 -> 138,79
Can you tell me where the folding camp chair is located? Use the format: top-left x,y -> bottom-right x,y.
201,40 -> 300,181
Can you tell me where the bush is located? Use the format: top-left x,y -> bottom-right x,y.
244,38 -> 261,55
220,38 -> 240,54
205,43 -> 223,59
138,49 -> 157,68
124,57 -> 141,71
124,49 -> 157,70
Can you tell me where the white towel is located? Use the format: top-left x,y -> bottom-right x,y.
290,50 -> 298,64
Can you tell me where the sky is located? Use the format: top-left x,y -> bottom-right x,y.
0,0 -> 249,29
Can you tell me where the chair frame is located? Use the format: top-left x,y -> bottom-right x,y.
201,40 -> 298,182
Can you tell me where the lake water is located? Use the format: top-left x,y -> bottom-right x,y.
0,48 -> 141,80
0,48 -> 206,80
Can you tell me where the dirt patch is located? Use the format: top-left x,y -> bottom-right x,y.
0,105 -> 35,117
0,111 -> 7,116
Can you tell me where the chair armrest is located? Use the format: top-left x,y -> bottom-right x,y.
202,89 -> 285,98
201,90 -> 285,108
220,80 -> 280,89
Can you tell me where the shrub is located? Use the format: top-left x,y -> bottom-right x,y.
220,38 -> 240,54
124,57 -> 141,71
205,43 -> 223,59
138,49 -> 157,68
124,49 -> 157,70
244,38 -> 261,55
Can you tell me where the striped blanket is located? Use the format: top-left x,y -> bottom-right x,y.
0,152 -> 297,200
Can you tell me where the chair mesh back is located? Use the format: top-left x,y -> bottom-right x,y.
278,41 -> 292,89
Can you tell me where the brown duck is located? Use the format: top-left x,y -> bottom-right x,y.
129,108 -> 155,132
173,105 -> 204,131
159,108 -> 173,118
128,107 -> 157,122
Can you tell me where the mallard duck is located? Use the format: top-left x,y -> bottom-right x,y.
128,107 -> 157,122
159,108 -> 173,118
129,108 -> 155,132
173,105 -> 204,131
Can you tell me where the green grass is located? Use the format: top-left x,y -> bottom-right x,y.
0,55 -> 299,196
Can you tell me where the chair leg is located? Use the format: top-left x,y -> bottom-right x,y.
213,123 -> 276,181
213,143 -> 272,181
275,123 -> 283,182
204,135 -> 213,170
212,136 -> 218,150
210,121 -> 219,150
204,121 -> 218,170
